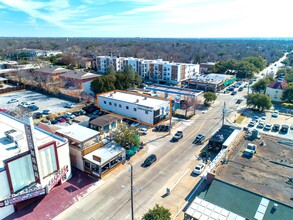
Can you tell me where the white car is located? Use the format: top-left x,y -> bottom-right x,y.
7,98 -> 19,104
64,103 -> 74,108
260,116 -> 266,121
248,121 -> 256,127
131,122 -> 140,127
272,110 -> 279,118
264,124 -> 272,130
193,163 -> 205,175
139,128 -> 148,135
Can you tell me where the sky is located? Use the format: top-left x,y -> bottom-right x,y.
0,0 -> 292,38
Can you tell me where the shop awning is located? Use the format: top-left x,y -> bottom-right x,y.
126,149 -> 135,155
223,77 -> 237,86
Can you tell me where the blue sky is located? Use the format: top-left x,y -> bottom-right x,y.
0,0 -> 292,38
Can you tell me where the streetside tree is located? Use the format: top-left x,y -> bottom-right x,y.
142,204 -> 171,220
112,124 -> 140,149
282,82 -> 293,103
247,93 -> 272,111
251,77 -> 273,93
203,92 -> 217,105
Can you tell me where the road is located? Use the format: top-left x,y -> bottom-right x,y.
54,54 -> 288,220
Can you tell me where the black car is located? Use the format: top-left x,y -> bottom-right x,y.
142,154 -> 157,167
272,124 -> 280,132
154,125 -> 170,132
280,125 -> 289,133
193,134 -> 205,144
33,112 -> 43,119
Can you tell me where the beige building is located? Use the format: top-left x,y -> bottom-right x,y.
265,79 -> 288,102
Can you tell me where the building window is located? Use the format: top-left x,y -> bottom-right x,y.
109,102 -> 112,105
104,101 -> 107,104
84,160 -> 91,169
114,103 -> 117,107
119,104 -> 122,108
126,106 -> 129,109
145,110 -> 148,114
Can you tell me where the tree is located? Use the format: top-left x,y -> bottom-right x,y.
251,77 -> 273,93
282,83 -> 293,103
247,94 -> 272,111
142,204 -> 171,220
105,65 -> 116,75
112,124 -> 140,149
203,92 -> 217,105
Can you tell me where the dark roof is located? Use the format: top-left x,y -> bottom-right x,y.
36,66 -> 68,74
267,79 -> 288,90
209,125 -> 235,143
60,70 -> 101,80
90,114 -> 121,127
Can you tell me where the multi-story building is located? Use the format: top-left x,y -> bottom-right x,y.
94,56 -> 200,84
97,91 -> 171,126
0,113 -> 71,219
265,78 -> 288,102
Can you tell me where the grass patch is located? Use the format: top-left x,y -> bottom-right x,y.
236,115 -> 245,124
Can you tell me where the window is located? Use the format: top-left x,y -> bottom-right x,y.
109,102 -> 112,105
114,103 -> 117,107
119,104 -> 122,108
126,106 -> 129,109
134,108 -> 137,111
145,110 -> 148,114
104,101 -> 107,104
84,160 -> 91,169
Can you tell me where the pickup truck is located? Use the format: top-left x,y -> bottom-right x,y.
172,131 -> 183,142
243,143 -> 257,157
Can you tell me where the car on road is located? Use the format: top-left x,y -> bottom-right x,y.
272,110 -> 279,118
142,154 -> 157,167
236,99 -> 243,104
264,124 -> 272,131
193,163 -> 205,174
272,124 -> 280,132
7,98 -> 19,104
64,103 -> 74,108
238,87 -> 244,91
231,91 -> 237,95
193,134 -> 205,144
42,109 -> 51,115
172,131 -> 183,142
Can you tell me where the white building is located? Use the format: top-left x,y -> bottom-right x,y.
0,113 -> 71,219
97,91 -> 171,126
265,79 -> 288,102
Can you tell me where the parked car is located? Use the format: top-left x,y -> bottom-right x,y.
138,128 -> 148,135
50,119 -> 58,124
193,163 -> 205,174
248,121 -> 256,127
64,112 -> 75,119
253,116 -> 259,122
172,131 -> 183,142
257,122 -> 265,129
42,109 -> 51,115
264,124 -> 272,131
272,110 -> 279,118
28,105 -> 39,111
243,143 -> 257,157
272,124 -> 280,132
64,103 -> 74,108
260,116 -> 266,121
154,125 -> 170,132
33,112 -> 43,119
231,91 -> 237,95
280,125 -> 289,133
131,122 -> 140,127
193,134 -> 205,144
7,98 -> 19,104
141,154 -> 157,167
238,87 -> 244,91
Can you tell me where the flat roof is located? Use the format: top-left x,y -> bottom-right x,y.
188,73 -> 233,84
197,179 -> 293,220
0,113 -> 66,169
146,85 -> 203,97
214,134 -> 293,207
83,141 -> 124,165
99,91 -> 169,108
90,114 -> 121,127
56,124 -> 100,143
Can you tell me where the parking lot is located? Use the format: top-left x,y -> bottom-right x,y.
1,90 -> 82,115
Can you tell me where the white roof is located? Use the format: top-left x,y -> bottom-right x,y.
0,113 -> 66,169
56,124 -> 100,142
83,141 -> 124,165
99,91 -> 169,109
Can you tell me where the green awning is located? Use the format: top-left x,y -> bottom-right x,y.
132,146 -> 139,152
126,149 -> 134,155
224,77 -> 237,86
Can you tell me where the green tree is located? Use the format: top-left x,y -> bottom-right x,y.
112,124 -> 140,149
282,83 -> 293,103
203,92 -> 217,104
251,77 -> 273,93
242,56 -> 266,71
124,65 -> 136,85
142,204 -> 171,220
105,65 -> 116,75
247,94 -> 272,111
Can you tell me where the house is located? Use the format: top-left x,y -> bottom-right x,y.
55,124 -> 125,179
265,79 -> 288,102
79,57 -> 93,69
0,113 -> 71,219
89,114 -> 122,134
97,91 -> 171,126
59,70 -> 101,95
33,66 -> 69,82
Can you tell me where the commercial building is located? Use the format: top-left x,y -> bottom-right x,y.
0,113 -> 71,219
182,73 -> 235,92
55,124 -> 125,179
97,91 -> 171,126
94,56 -> 200,84
89,114 -> 122,134
33,66 -> 69,81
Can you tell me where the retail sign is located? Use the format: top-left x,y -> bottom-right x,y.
24,124 -> 41,183
46,165 -> 69,193
0,188 -> 46,207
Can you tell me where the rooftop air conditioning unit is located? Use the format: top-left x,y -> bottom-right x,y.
136,99 -> 139,103
5,129 -> 23,142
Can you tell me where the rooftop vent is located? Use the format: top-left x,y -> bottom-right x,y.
144,97 -> 147,100
136,99 -> 139,103
5,129 -> 23,142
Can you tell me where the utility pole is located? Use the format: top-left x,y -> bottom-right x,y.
222,101 -> 226,126
130,164 -> 134,220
